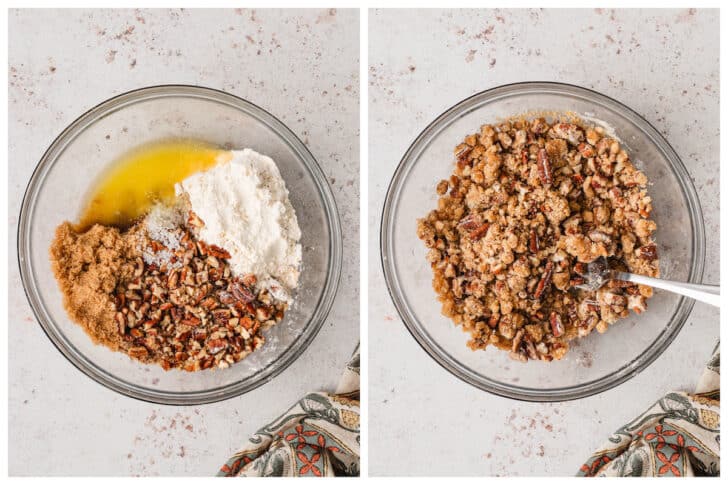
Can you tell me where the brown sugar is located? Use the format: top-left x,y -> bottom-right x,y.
49,222 -> 139,350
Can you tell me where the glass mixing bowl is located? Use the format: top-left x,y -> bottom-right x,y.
381,82 -> 705,401
18,85 -> 342,404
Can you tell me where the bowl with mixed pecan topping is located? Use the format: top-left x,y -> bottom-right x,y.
381,82 -> 704,401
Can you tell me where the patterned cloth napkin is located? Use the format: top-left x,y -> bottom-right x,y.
218,345 -> 360,477
578,343 -> 720,477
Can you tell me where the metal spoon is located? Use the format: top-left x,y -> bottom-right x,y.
574,256 -> 720,308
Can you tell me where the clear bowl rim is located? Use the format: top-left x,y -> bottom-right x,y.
17,84 -> 343,405
380,81 -> 705,402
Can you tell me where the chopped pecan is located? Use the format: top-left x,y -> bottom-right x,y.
529,229 -> 539,253
108,226 -> 288,371
458,213 -> 481,231
533,261 -> 554,299
552,123 -> 584,145
636,244 -> 658,261
128,346 -> 148,359
537,148 -> 553,185
577,143 -> 596,158
206,339 -> 227,355
523,337 -> 539,360
187,211 -> 204,228
456,147 -> 473,168
549,312 -> 564,337
468,223 -> 490,241
231,282 -> 256,303
205,244 -> 232,260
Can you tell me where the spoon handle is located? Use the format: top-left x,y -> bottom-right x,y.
614,271 -> 721,308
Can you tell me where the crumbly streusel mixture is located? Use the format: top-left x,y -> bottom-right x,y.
417,116 -> 659,362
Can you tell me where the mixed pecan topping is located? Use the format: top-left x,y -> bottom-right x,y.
417,116 -> 659,361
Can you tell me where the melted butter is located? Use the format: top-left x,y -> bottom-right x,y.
77,139 -> 232,230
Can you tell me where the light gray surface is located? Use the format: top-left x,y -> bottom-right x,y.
369,8 -> 719,476
9,8 -> 359,476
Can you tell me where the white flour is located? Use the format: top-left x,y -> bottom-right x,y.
176,149 -> 302,300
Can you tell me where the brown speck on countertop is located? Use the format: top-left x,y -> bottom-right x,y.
675,8 -> 697,23
489,58 -> 496,67
114,25 -> 135,42
408,65 -> 416,72
316,8 -> 337,24
488,409 -> 561,464
105,50 -> 117,63
475,24 -> 495,41
465,49 -> 477,63
130,58 -> 137,69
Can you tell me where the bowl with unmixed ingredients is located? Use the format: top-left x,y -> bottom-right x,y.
381,82 -> 705,401
18,85 -> 342,404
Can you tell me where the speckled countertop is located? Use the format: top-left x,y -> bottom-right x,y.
369,8 -> 718,476
9,8 -> 359,476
